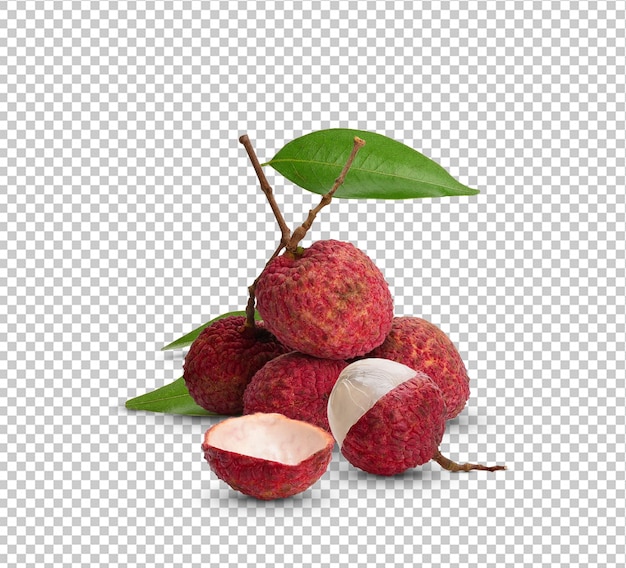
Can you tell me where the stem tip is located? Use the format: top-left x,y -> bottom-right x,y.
433,450 -> 507,473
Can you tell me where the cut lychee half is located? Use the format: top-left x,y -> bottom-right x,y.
328,358 -> 506,476
202,413 -> 334,500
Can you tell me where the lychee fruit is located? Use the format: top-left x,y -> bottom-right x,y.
183,316 -> 290,415
243,352 -> 348,431
327,358 -> 505,476
254,239 -> 394,360
364,316 -> 470,420
202,412 -> 334,500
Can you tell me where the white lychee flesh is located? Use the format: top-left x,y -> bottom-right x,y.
207,412 -> 330,465
327,358 -> 419,447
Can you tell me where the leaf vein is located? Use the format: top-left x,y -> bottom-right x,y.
269,158 -> 465,191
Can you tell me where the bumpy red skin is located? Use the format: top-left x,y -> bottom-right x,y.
183,316 -> 289,415
254,240 -> 394,360
340,372 -> 446,476
202,432 -> 334,500
243,353 -> 348,431
365,316 -> 470,420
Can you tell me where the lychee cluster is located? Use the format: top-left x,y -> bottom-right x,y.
185,237 -> 493,499
185,135 -> 504,500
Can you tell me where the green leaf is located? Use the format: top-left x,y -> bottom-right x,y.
125,376 -> 216,416
161,310 -> 260,351
264,128 -> 479,199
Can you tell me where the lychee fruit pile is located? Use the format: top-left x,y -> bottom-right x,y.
185,135 -> 505,499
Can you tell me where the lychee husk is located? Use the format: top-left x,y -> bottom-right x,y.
337,368 -> 447,476
243,352 -> 348,432
202,413 -> 334,500
365,316 -> 471,420
183,315 -> 290,415
328,358 -> 506,475
254,239 -> 394,360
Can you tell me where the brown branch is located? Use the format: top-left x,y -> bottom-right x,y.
432,450 -> 507,473
244,240 -> 286,328
285,136 -> 366,253
239,134 -> 291,245
239,134 -> 292,329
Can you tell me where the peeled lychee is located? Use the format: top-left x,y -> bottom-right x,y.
183,316 -> 290,415
254,240 -> 394,360
202,413 -> 334,500
365,316 -> 470,420
243,352 -> 348,431
328,358 -> 506,476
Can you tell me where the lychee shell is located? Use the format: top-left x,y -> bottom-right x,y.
202,413 -> 334,500
204,444 -> 332,500
339,373 -> 446,476
365,316 -> 470,420
243,352 -> 348,431
254,240 -> 394,360
183,316 -> 289,415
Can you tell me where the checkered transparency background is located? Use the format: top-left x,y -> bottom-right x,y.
2,1 -> 625,566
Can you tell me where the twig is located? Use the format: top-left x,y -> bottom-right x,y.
239,134 -> 366,328
244,240 -> 286,329
285,136 -> 366,253
239,134 -> 292,246
432,450 -> 506,472
239,134 -> 291,328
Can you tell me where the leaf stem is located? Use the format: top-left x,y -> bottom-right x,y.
285,136 -> 366,253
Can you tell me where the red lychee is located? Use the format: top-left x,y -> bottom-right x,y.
243,352 -> 348,431
328,358 -> 445,475
202,413 -> 334,500
365,316 -> 470,420
183,316 -> 290,415
254,240 -> 394,360
328,359 -> 505,476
